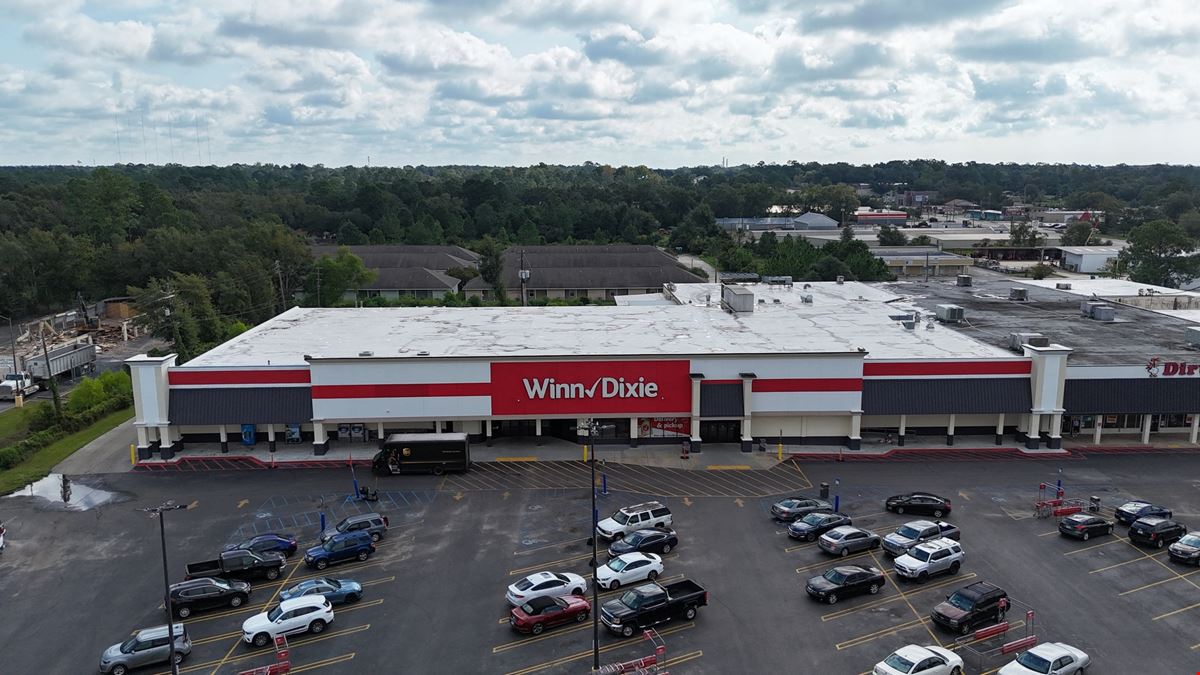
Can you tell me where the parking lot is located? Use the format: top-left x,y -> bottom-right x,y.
1,453 -> 1198,674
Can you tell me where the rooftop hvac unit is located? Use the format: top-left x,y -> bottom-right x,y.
1056,282 -> 1072,290
902,320 -> 916,330
1091,305 -> 1116,322
1008,332 -> 1045,351
1009,288 -> 1028,301
358,351 -> 373,357
1028,336 -> 1051,347
800,294 -> 813,304
1080,301 -> 1105,317
757,298 -> 765,304
836,276 -> 845,284
1188,326 -> 1200,348
772,299 -> 782,304
935,304 -> 965,323
956,275 -> 972,287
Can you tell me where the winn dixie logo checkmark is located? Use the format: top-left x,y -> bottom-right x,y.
522,377 -> 660,400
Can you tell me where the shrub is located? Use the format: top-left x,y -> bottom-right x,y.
0,428 -> 68,470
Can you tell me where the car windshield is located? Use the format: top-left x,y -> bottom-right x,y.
612,511 -> 630,525
335,518 -> 352,532
822,569 -> 846,584
1014,651 -> 1052,673
267,604 -> 284,622
321,539 -> 338,551
1179,534 -> 1200,546
883,653 -> 915,672
801,513 -> 825,526
779,499 -> 800,508
608,558 -> 629,572
897,525 -> 922,539
212,578 -> 231,590
946,592 -> 974,611
911,547 -> 933,562
119,638 -> 138,654
619,590 -> 639,607
519,602 -> 538,614
623,533 -> 644,545
1120,501 -> 1146,511
323,578 -> 340,588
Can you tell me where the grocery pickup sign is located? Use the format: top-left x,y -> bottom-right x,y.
490,360 -> 691,415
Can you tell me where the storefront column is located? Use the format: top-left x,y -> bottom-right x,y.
740,373 -> 756,453
535,418 -> 543,446
135,426 -> 154,460
946,414 -> 956,446
313,422 -> 327,455
897,414 -> 906,447
376,422 -> 385,444
267,424 -> 277,452
629,417 -> 638,448
158,425 -> 174,459
848,413 -> 862,451
689,373 -> 703,454
994,414 -> 1004,446
485,419 -> 493,446
1141,414 -> 1152,444
1092,418 -> 1103,444
1191,415 -> 1199,444
1047,413 -> 1063,449
1026,414 -> 1040,450
434,420 -> 442,433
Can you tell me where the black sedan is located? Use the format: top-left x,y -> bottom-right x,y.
608,529 -> 678,557
788,512 -> 852,542
884,493 -> 952,518
168,577 -> 251,618
805,565 -> 886,605
224,533 -> 298,557
1058,513 -> 1114,541
1168,533 -> 1200,566
770,497 -> 834,522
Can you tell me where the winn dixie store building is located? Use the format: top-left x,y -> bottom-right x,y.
129,280 -> 1148,459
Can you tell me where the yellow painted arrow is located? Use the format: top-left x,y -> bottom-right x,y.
237,499 -> 249,509
453,492 -> 464,501
682,497 -> 693,507
958,491 -> 970,501
187,500 -> 199,510
734,498 -> 744,508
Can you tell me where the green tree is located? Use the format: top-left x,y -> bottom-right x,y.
306,246 -> 376,306
405,214 -> 443,245
877,225 -> 908,246
336,221 -> 369,245
1061,222 -> 1094,246
840,226 -> 854,243
807,255 -> 853,281
1162,191 -> 1195,222
756,231 -> 779,258
1178,210 -> 1200,238
1007,222 -> 1045,247
910,235 -> 934,246
477,236 -> 505,299
1118,219 -> 1198,288
516,221 -> 540,245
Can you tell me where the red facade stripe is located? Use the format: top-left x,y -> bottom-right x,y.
311,383 -> 492,399
752,378 -> 863,392
863,361 -> 1031,377
169,369 -> 311,386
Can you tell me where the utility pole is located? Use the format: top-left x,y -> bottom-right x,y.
38,328 -> 62,419
518,250 -> 530,307
274,260 -> 286,313
0,314 -> 17,376
140,501 -> 187,675
315,264 -> 322,308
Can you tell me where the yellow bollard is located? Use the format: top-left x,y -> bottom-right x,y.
582,444 -> 589,462
777,441 -> 783,461
130,443 -> 137,466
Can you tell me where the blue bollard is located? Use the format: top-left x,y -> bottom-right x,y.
602,474 -> 608,495
834,495 -> 840,512
1056,478 -> 1062,490
353,477 -> 360,499
320,512 -> 326,533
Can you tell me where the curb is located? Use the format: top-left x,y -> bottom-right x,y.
134,456 -> 374,471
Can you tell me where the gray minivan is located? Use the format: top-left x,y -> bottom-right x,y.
99,624 -> 191,674
320,512 -> 389,543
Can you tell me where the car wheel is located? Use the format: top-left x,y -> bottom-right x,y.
917,571 -> 929,583
661,543 -> 672,554
371,532 -> 381,543
576,611 -> 589,622
871,540 -> 881,549
647,570 -> 658,581
806,533 -> 816,542
1156,539 -> 1165,549
112,666 -> 128,675
840,548 -> 849,557
347,593 -> 361,603
316,559 -> 328,570
177,606 -> 191,619
621,625 -> 635,638
826,594 -> 838,605
1082,532 -> 1090,541
266,568 -> 280,581
609,580 -> 620,590
933,510 -> 944,518
896,506 -> 904,515
432,465 -> 445,476
868,583 -> 880,595
253,633 -> 271,648
357,550 -> 370,561
1107,526 -> 1113,535
531,623 -> 544,636
949,561 -> 960,574
230,595 -> 245,608
951,667 -> 962,675
309,619 -> 326,635
684,605 -> 697,620
173,652 -> 184,664
572,587 -> 583,595
959,623 -> 971,636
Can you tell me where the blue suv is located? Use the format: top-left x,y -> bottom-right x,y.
304,531 -> 375,570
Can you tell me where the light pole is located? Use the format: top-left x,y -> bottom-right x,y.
584,419 -> 613,671
0,314 -> 17,377
140,501 -> 187,675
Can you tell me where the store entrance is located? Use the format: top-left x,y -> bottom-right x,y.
700,420 -> 741,443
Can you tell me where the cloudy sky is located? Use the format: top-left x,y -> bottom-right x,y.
1,0 -> 1198,167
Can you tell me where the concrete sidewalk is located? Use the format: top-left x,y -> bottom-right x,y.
53,417 -> 139,475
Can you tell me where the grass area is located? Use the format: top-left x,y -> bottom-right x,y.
0,402 -> 44,446
0,407 -> 133,495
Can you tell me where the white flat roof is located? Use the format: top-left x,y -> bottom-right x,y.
184,281 -> 1015,367
1016,278 -> 1200,298
1056,247 -> 1122,255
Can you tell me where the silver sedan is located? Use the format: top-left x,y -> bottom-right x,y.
818,526 -> 881,557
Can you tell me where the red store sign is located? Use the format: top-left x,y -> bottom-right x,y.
490,360 -> 691,416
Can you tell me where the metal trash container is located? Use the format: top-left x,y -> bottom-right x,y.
1089,496 -> 1101,512
819,482 -> 830,500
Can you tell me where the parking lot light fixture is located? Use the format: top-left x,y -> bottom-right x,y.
139,501 -> 187,675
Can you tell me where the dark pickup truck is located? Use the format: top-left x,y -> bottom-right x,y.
599,579 -> 707,638
185,549 -> 285,582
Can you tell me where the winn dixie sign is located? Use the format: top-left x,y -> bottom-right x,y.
491,360 -> 690,415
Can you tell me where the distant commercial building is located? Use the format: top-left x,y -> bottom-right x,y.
717,212 -> 839,231
871,247 -> 972,277
854,209 -> 908,227
1056,247 -> 1121,274
966,209 -> 1005,221
1035,209 -> 1102,224
901,191 -> 937,207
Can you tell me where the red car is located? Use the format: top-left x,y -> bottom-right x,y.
509,595 -> 591,635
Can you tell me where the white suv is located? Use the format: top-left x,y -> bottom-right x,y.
893,538 -> 963,582
595,501 -> 673,540
242,596 -> 334,647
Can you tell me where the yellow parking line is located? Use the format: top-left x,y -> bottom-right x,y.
1037,530 -> 1060,537
1119,569 -> 1200,596
784,541 -> 818,552
1192,641 -> 1200,650
508,552 -> 594,577
821,574 -> 977,622
1064,538 -> 1123,555
836,617 -> 928,650
789,459 -> 813,489
359,576 -> 396,587
660,650 -> 704,669
492,622 -> 592,653
497,456 -> 538,462
1117,537 -> 1200,594
496,574 -> 685,623
290,653 -> 356,673
866,549 -> 942,647
160,625 -> 371,675
1089,551 -> 1166,573
706,465 -> 751,470
206,556 -> 306,674
945,620 -> 1025,652
502,622 -> 695,675
191,630 -> 241,646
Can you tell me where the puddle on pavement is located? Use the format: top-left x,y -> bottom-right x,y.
4,473 -> 119,510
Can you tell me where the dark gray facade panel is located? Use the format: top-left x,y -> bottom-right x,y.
170,387 -> 313,425
700,383 -> 743,417
862,378 -> 1031,415
1064,378 -> 1200,414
